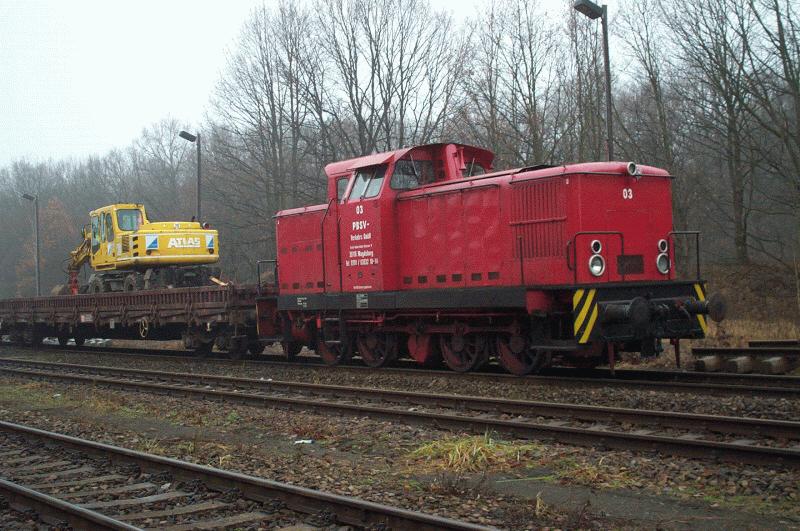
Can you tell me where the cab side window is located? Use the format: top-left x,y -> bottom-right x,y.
105,213 -> 114,242
337,177 -> 349,204
463,161 -> 486,177
348,165 -> 386,201
91,216 -> 100,252
391,159 -> 434,189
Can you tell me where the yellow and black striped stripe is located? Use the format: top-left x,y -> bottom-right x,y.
693,282 -> 708,334
573,288 -> 599,344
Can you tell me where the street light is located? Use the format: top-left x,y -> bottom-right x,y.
21,193 -> 40,296
574,0 -> 614,161
179,130 -> 202,221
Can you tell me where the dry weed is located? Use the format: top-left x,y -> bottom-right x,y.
409,433 -> 544,473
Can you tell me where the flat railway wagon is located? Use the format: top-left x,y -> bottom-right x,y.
0,284 -> 263,357
265,143 -> 726,374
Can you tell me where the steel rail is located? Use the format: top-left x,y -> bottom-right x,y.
1,363 -> 799,468
3,343 -> 799,397
0,477 -> 139,530
0,421 -> 490,531
0,358 -> 797,440
748,339 -> 799,348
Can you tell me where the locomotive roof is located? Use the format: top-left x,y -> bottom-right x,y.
323,143 -> 495,179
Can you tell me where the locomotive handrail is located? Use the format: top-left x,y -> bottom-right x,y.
395,183 -> 499,201
256,260 -> 278,296
320,198 -> 335,293
568,231 -> 625,284
668,230 -> 701,281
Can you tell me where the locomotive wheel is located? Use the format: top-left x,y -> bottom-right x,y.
357,332 -> 398,368
317,338 -> 351,366
407,334 -> 442,367
440,333 -> 489,372
281,340 -> 303,360
496,334 -> 550,376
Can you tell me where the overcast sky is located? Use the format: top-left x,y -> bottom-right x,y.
0,0 -> 591,168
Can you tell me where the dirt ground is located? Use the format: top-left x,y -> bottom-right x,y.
0,375 -> 797,530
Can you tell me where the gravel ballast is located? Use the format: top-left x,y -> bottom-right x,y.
0,370 -> 798,529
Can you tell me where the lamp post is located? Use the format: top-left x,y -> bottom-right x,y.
574,0 -> 614,161
179,130 -> 201,221
21,193 -> 40,296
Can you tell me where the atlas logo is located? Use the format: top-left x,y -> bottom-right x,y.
168,237 -> 201,249
145,235 -> 158,250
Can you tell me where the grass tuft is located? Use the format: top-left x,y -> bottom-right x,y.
409,433 -> 544,473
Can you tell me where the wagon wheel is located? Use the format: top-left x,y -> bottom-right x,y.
357,332 -> 398,368
227,337 -> 248,360
281,340 -> 302,360
316,337 -> 351,366
23,327 -> 43,346
57,335 -> 70,347
193,341 -> 213,357
73,335 -> 85,347
440,333 -> 489,372
496,334 -> 550,376
247,341 -> 266,355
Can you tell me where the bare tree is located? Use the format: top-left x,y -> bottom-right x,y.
659,0 -> 758,263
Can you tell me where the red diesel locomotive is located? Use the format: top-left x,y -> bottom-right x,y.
258,143 -> 725,375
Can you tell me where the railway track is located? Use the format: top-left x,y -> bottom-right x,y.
1,358 -> 799,468
0,420 -> 486,530
3,342 -> 800,397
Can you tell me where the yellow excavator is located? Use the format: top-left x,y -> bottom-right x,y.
66,203 -> 220,293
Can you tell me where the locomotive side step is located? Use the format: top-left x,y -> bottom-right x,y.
530,341 -> 577,352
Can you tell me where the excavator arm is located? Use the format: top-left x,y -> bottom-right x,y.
67,225 -> 91,294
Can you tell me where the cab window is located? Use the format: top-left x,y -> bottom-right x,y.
348,165 -> 386,201
391,159 -> 434,189
91,215 -> 100,251
462,161 -> 486,177
117,209 -> 143,231
105,213 -> 114,242
336,177 -> 349,203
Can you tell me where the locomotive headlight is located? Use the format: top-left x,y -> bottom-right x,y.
656,253 -> 670,274
657,239 -> 668,253
590,240 -> 602,254
589,254 -> 606,277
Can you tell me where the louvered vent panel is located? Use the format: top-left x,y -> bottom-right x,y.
510,179 -> 566,258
